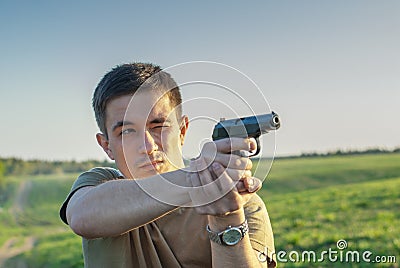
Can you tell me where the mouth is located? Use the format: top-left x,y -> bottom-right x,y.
139,159 -> 164,170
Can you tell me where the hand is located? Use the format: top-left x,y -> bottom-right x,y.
187,152 -> 262,216
199,137 -> 256,172
201,137 -> 259,194
191,137 -> 255,191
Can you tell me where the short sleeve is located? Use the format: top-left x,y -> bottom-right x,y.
59,167 -> 123,225
244,194 -> 276,267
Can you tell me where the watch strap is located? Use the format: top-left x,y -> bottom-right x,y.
207,225 -> 223,245
206,219 -> 248,246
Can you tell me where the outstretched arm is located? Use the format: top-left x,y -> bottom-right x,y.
66,138 -> 254,239
66,169 -> 190,239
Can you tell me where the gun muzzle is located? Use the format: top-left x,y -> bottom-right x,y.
258,111 -> 281,133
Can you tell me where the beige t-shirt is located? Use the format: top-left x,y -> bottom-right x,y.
60,167 -> 276,267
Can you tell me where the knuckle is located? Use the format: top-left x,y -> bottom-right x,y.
232,158 -> 243,169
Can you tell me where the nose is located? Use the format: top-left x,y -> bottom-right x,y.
139,130 -> 159,155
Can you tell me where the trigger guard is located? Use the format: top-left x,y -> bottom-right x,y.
248,137 -> 261,157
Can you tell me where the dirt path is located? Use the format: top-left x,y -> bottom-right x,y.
0,237 -> 35,267
11,180 -> 32,221
0,180 -> 35,267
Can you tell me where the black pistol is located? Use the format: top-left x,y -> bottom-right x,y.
212,112 -> 281,157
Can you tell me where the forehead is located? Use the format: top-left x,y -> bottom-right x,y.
105,91 -> 175,127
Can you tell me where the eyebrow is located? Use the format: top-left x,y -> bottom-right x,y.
112,120 -> 135,132
111,117 -> 171,132
149,117 -> 171,124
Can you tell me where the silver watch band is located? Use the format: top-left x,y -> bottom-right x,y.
206,219 -> 249,246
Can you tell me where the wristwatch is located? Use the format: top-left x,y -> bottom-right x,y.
206,220 -> 248,246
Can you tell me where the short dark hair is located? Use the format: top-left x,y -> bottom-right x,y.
92,62 -> 182,137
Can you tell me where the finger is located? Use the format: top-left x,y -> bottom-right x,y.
211,138 -> 257,154
243,177 -> 262,193
211,162 -> 237,194
202,162 -> 252,201
190,158 -> 224,206
189,160 -> 201,188
225,168 -> 252,182
189,171 -> 211,208
194,155 -> 211,172
236,181 -> 247,193
206,153 -> 252,170
197,157 -> 214,185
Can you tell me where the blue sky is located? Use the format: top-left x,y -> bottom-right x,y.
0,1 -> 399,160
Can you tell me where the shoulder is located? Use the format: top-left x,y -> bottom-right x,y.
73,167 -> 123,188
79,167 -> 123,181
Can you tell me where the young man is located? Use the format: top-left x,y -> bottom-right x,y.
60,63 -> 276,267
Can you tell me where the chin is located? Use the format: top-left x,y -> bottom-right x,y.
135,168 -> 165,179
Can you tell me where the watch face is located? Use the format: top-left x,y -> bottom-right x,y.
222,228 -> 242,246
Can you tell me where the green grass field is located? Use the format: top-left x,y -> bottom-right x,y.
0,174 -> 84,268
1,154 -> 399,267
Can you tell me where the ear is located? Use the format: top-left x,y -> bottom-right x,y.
179,115 -> 189,146
96,133 -> 115,160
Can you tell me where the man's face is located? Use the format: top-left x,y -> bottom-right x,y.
98,90 -> 188,179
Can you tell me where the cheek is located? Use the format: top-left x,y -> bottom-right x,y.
160,129 -> 181,150
121,138 -> 140,157
111,139 -> 137,177
111,138 -> 135,160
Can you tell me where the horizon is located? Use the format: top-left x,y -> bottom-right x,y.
1,145 -> 399,162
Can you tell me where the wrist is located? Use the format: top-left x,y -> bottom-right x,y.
206,215 -> 249,246
207,208 -> 245,230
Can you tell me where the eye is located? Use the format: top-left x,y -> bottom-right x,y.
120,128 -> 136,135
152,124 -> 170,130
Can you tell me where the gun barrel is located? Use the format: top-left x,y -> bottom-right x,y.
257,111 -> 280,132
212,111 -> 281,141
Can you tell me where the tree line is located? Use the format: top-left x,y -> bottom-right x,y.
0,157 -> 115,177
279,147 -> 400,159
